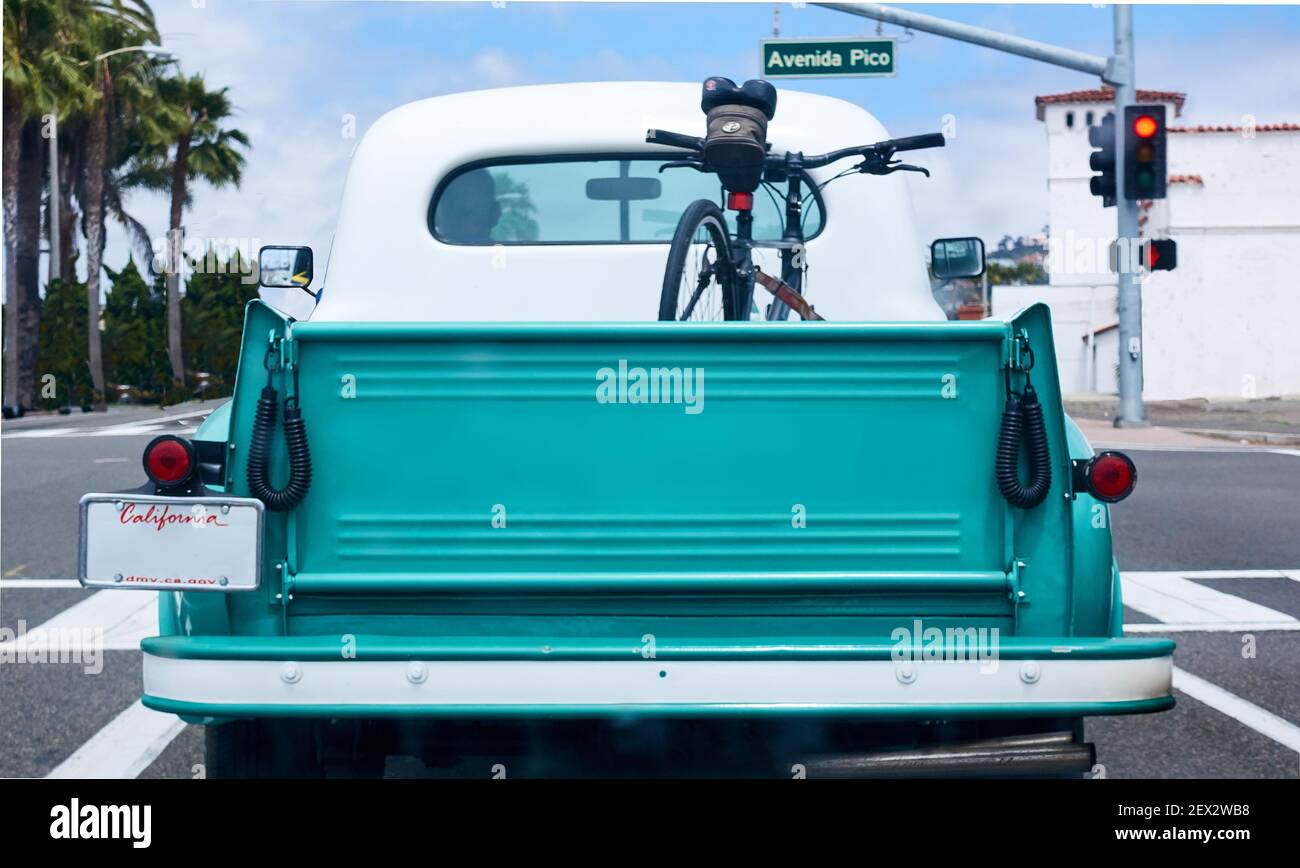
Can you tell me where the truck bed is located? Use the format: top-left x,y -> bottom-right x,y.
143,301 -> 1173,721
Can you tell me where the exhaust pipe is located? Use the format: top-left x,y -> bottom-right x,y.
800,731 -> 1095,779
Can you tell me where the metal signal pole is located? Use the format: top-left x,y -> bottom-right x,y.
1111,5 -> 1145,425
817,3 -> 1147,424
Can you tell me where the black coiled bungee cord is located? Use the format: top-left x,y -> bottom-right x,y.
995,357 -> 1052,510
247,345 -> 312,511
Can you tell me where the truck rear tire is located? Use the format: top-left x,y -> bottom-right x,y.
204,719 -> 323,779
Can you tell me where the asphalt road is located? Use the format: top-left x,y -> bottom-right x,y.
2,409 -> 1298,778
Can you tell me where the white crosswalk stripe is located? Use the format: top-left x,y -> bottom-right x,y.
2,589 -> 159,651
45,700 -> 186,779
1118,569 -> 1300,757
1122,572 -> 1297,624
1,588 -> 187,778
1172,668 -> 1300,754
1122,570 -> 1300,633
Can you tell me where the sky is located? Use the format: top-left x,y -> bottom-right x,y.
94,1 -> 1300,285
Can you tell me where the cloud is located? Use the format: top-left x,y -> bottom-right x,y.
874,23 -> 1300,246
471,49 -> 524,88
1139,30 -> 1300,122
92,0 -> 1299,301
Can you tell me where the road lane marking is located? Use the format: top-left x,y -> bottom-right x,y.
1,427 -> 78,439
1128,569 -> 1300,580
89,424 -> 163,436
1172,667 -> 1300,754
1,589 -> 157,651
45,700 -> 186,779
3,565 -> 27,578
2,405 -> 215,439
2,425 -> 198,439
1125,621 -> 1300,633
1121,572 -> 1297,626
1091,444 -> 1300,455
128,407 -> 218,425
0,578 -> 83,589
4,587 -> 182,779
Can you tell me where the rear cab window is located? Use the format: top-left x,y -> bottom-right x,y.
429,155 -> 824,245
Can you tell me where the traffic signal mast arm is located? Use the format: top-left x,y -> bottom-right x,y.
817,3 -> 1157,426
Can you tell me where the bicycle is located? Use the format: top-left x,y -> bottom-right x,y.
648,77 -> 946,322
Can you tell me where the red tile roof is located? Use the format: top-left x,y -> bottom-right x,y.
1034,88 -> 1186,119
1168,123 -> 1300,133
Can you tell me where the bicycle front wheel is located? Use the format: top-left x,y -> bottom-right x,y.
659,199 -> 738,321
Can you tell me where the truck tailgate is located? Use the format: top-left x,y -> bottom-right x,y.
283,320 -> 1022,600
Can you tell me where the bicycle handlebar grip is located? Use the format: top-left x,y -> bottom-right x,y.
646,129 -> 704,151
887,133 -> 947,152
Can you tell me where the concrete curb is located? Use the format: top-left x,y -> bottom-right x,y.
1178,428 -> 1300,447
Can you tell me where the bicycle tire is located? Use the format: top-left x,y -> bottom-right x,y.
658,199 -> 738,321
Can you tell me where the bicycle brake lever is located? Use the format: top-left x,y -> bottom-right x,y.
858,157 -> 930,178
891,163 -> 931,177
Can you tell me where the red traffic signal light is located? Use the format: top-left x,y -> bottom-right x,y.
1133,114 -> 1159,139
1124,105 -> 1167,200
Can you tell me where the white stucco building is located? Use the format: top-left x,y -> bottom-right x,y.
993,88 -> 1300,400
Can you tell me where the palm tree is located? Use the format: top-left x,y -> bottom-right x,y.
153,73 -> 249,388
50,110 -> 85,280
3,0 -> 157,412
2,0 -> 88,412
73,4 -> 169,409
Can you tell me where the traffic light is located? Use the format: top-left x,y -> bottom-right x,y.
1088,113 -> 1117,207
1124,105 -> 1167,200
1143,238 -> 1177,271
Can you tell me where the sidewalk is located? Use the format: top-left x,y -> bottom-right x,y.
1072,417 -> 1256,450
0,399 -> 222,434
1065,395 -> 1300,446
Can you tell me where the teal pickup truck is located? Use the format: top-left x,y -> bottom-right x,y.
79,81 -> 1171,778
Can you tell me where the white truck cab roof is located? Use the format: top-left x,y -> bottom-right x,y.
311,81 -> 942,323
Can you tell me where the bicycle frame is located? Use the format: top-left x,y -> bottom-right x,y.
727,150 -> 813,321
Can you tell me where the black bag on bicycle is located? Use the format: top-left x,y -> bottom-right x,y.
699,77 -> 777,194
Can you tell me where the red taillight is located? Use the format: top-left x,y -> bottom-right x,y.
143,436 -> 194,486
726,191 -> 753,211
1085,451 -> 1136,502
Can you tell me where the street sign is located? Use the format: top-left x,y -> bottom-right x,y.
760,37 -> 896,78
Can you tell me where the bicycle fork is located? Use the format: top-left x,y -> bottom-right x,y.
769,161 -> 807,321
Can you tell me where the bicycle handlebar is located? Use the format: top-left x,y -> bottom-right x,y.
885,133 -> 947,153
801,133 -> 946,169
646,127 -> 944,171
645,129 -> 706,151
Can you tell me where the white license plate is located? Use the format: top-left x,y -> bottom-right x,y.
79,494 -> 264,591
